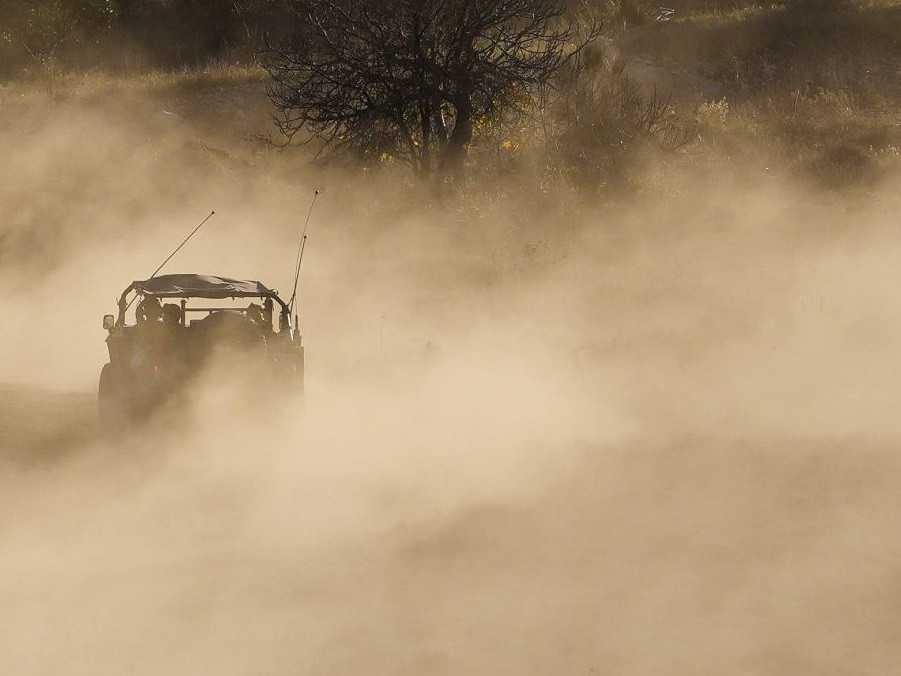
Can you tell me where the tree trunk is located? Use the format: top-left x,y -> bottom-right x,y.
441,94 -> 473,176
419,101 -> 432,176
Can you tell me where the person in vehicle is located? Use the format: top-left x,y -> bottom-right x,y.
133,296 -> 166,395
246,302 -> 265,328
159,304 -> 186,387
162,303 -> 183,328
137,296 -> 163,324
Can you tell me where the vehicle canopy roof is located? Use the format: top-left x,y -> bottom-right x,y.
132,274 -> 280,299
119,274 -> 289,316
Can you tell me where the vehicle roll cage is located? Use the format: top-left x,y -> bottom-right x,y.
116,284 -> 291,327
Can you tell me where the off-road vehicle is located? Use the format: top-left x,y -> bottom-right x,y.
99,273 -> 303,426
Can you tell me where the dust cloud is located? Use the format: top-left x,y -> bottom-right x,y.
2,85 -> 901,676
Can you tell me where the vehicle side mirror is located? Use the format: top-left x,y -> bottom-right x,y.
103,314 -> 115,331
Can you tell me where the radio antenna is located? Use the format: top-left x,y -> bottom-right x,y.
124,209 -> 216,313
150,209 -> 216,280
289,190 -> 319,315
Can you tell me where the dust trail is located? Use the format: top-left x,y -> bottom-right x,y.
3,84 -> 901,676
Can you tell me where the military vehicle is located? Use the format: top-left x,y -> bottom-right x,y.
99,273 -> 304,427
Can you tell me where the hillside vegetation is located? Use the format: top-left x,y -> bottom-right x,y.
618,0 -> 901,187
1,0 -> 899,202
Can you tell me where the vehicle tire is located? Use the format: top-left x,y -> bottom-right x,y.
98,363 -> 128,432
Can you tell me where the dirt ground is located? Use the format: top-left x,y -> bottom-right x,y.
3,74 -> 901,676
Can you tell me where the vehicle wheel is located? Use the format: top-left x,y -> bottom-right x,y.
98,363 -> 128,432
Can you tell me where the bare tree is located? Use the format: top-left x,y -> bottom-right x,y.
261,0 -> 600,176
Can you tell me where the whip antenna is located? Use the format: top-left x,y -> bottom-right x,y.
124,209 -> 216,313
289,190 -> 319,315
150,209 -> 216,280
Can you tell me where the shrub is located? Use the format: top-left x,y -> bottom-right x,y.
544,50 -> 694,196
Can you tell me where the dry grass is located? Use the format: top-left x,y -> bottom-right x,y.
0,63 -> 264,102
0,63 -> 272,152
612,0 -> 901,188
2,2 -> 898,197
